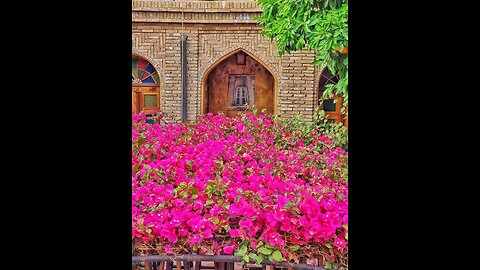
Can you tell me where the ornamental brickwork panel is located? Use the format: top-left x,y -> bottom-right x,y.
132,0 -> 319,122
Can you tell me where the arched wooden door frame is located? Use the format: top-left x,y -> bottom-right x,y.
132,54 -> 163,115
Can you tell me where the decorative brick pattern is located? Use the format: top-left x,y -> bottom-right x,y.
132,11 -> 261,23
132,0 -> 262,12
162,32 -> 183,121
132,31 -> 166,69
132,0 -> 318,122
279,51 -> 316,121
185,30 -> 200,119
198,30 -> 280,75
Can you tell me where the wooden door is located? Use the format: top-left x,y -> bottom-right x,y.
132,86 -> 160,115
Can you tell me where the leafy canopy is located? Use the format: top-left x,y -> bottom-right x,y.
257,0 -> 348,104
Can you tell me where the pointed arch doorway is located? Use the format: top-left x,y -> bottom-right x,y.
318,67 -> 347,127
201,49 -> 277,117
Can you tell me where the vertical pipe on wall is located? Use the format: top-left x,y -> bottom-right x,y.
181,34 -> 187,123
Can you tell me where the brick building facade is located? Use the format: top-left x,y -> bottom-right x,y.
132,0 -> 341,123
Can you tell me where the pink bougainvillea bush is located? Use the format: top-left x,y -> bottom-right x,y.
132,111 -> 348,269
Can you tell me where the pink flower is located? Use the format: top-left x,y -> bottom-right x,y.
210,204 -> 222,215
160,228 -> 178,243
268,232 -> 285,246
333,233 -> 347,253
277,195 -> 289,208
203,229 -> 213,239
178,228 -> 188,237
132,111 -> 348,260
189,233 -> 203,246
228,229 -> 240,237
187,216 -> 204,232
250,239 -> 259,249
239,219 -> 253,230
194,200 -> 204,210
223,245 -> 234,254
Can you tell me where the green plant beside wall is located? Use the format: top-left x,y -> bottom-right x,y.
257,0 -> 348,105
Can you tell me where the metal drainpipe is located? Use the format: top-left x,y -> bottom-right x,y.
180,34 -> 187,123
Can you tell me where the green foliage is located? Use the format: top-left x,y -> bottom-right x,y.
249,252 -> 265,264
258,246 -> 272,255
257,0 -> 348,103
289,245 -> 300,251
274,107 -> 348,151
271,250 -> 283,262
234,245 -> 248,256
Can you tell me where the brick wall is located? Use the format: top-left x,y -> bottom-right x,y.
132,0 -> 318,122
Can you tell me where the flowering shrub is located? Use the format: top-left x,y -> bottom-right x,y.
132,111 -> 348,269
274,110 -> 348,152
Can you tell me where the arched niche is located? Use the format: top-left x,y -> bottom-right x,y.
132,55 -> 161,116
201,49 -> 277,117
318,68 -> 347,126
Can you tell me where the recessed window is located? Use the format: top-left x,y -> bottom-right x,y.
323,99 -> 336,112
143,94 -> 158,108
228,75 -> 254,110
318,68 -> 339,109
235,86 -> 248,106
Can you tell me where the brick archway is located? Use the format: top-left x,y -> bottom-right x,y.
314,62 -> 329,110
132,52 -> 165,115
199,47 -> 279,115
132,50 -> 166,103
199,45 -> 279,80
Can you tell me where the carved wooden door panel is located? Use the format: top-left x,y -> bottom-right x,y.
132,86 -> 160,115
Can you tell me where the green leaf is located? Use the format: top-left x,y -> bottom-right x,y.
264,243 -> 275,249
178,182 -> 187,188
325,262 -> 332,269
319,110 -> 326,118
243,254 -> 250,263
235,245 -> 248,256
325,243 -> 333,248
207,181 -> 216,187
210,217 -> 219,224
271,250 -> 283,262
258,246 -> 272,255
255,253 -> 265,264
289,245 -> 300,251
179,191 -> 188,199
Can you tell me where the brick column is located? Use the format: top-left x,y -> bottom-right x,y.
279,50 -> 316,122
163,32 -> 183,121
